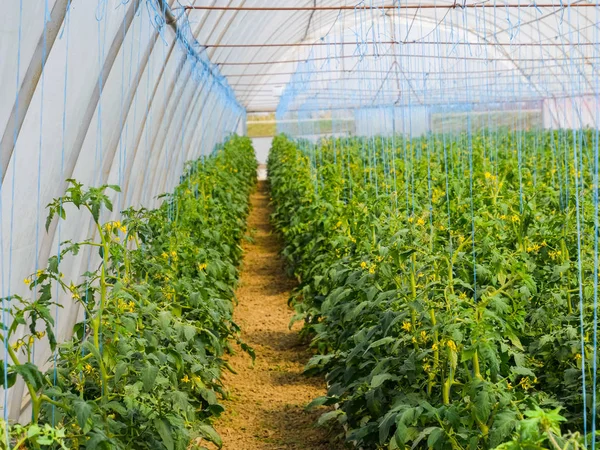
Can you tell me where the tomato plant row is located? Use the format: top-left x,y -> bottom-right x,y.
1,136 -> 257,449
268,133 -> 596,449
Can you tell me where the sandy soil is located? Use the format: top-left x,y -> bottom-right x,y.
212,180 -> 346,450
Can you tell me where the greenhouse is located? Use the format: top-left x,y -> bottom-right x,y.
0,0 -> 599,448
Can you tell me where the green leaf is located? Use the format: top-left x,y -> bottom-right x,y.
317,409 -> 345,426
114,361 -> 128,384
142,364 -> 159,392
197,424 -> 223,448
427,427 -> 444,448
371,373 -> 395,389
154,418 -> 174,450
305,396 -> 336,410
48,256 -> 59,274
0,364 -> 17,389
379,412 -> 398,444
73,399 -> 92,429
410,427 -> 438,449
511,366 -> 536,378
182,324 -> 196,341
489,411 -> 518,447
473,386 -> 493,423
26,424 -> 41,438
83,340 -> 102,365
13,363 -> 44,391
366,336 -> 395,351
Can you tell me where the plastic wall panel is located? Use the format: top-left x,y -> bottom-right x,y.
543,96 -> 599,129
354,107 -> 430,137
0,0 -> 55,156
0,1 -> 244,419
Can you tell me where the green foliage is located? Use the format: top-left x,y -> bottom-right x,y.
0,135 -> 257,448
268,133 -> 595,449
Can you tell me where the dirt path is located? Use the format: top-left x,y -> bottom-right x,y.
214,180 -> 344,450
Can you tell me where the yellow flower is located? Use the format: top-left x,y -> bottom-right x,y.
446,340 -> 458,352
35,331 -> 45,339
519,376 -> 532,390
83,364 -> 93,375
181,375 -> 190,383
161,252 -> 169,259
198,263 -> 207,271
171,251 -> 177,258
420,331 -> 428,342
575,353 -> 582,361
120,225 -> 127,233
484,171 -> 492,179
458,291 -> 467,300
417,218 -> 425,226
549,250 -> 562,261
369,265 -> 376,274
70,283 -> 81,300
401,321 -> 412,332
360,261 -> 368,270
24,278 -> 31,285
432,343 -> 439,351
511,215 -> 520,223
408,217 -> 414,223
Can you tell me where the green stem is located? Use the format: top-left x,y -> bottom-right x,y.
473,350 -> 484,381
6,344 -> 41,421
89,214 -> 110,403
560,239 -> 573,315
428,308 -> 439,396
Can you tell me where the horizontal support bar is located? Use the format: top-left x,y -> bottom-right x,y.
184,3 -> 597,11
217,53 -> 600,65
223,63 -> 592,77
207,40 -> 598,48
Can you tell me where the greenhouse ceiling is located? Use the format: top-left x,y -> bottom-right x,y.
183,0 -> 600,113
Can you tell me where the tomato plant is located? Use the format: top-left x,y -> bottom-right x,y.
0,135 -> 257,449
268,133 -> 592,449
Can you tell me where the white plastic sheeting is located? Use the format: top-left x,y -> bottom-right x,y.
354,106 -> 431,137
543,95 -> 599,129
229,1 -> 600,135
0,0 -> 243,419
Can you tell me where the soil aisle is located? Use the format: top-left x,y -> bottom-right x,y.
214,180 -> 343,450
